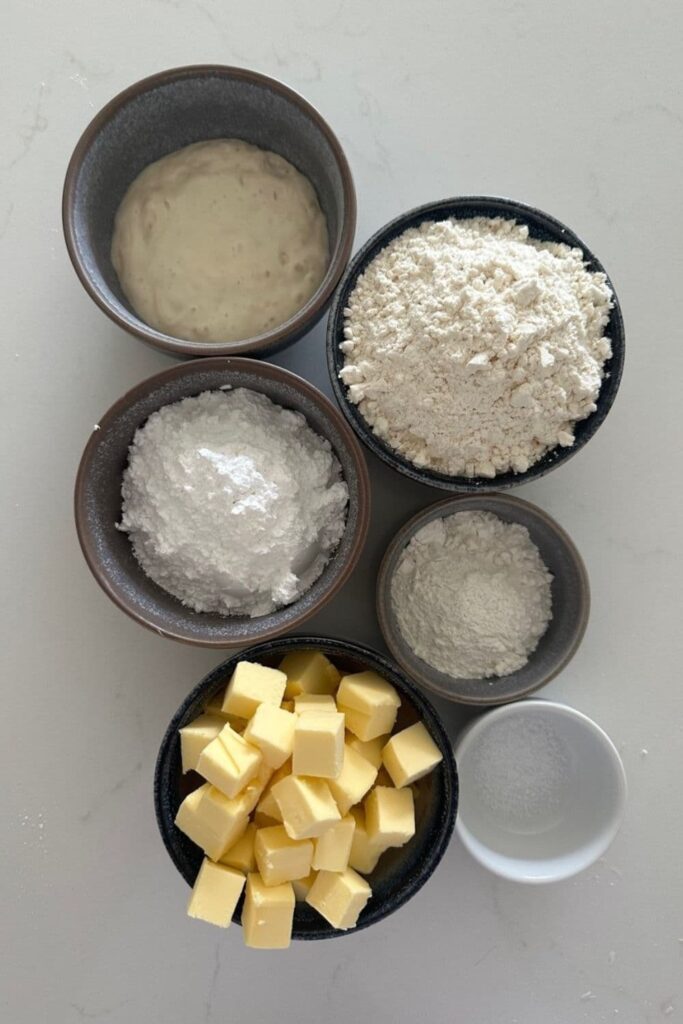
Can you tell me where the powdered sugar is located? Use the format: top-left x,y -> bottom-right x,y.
341,216 -> 613,477
118,389 -> 349,616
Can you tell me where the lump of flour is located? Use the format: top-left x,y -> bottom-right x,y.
341,216 -> 613,477
391,511 -> 553,679
118,389 -> 348,617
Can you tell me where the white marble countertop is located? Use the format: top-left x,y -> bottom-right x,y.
2,0 -> 681,1020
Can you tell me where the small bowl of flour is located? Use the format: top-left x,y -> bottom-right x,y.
75,358 -> 370,647
377,494 -> 590,705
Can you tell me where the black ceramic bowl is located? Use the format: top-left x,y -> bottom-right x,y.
63,65 -> 356,358
74,359 -> 370,647
154,636 -> 458,940
327,196 -> 625,492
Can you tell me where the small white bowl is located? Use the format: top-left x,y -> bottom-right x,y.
454,700 -> 627,883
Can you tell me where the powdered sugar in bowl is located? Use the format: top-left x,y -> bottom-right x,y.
74,358 -> 370,647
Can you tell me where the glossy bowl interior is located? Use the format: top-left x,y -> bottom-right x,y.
75,358 -> 370,647
63,64 -> 356,357
377,493 -> 590,705
327,195 -> 625,492
154,636 -> 458,940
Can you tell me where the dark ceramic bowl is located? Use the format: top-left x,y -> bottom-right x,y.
74,358 -> 370,647
63,65 -> 356,358
154,636 -> 458,940
377,494 -> 590,705
327,195 -> 625,492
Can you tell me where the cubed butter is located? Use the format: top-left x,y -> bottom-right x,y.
292,870 -> 317,901
243,704 -> 296,769
242,873 -> 295,949
382,721 -> 443,787
365,786 -> 415,848
328,743 -> 378,815
312,814 -> 355,872
175,784 -> 248,862
271,775 -> 341,839
222,661 -> 287,719
187,858 -> 245,927
197,724 -> 262,799
254,825 -> 314,886
179,713 -> 225,773
220,822 -> 257,873
279,650 -> 341,699
293,694 -> 337,714
337,671 -> 401,741
306,868 -> 371,930
293,712 -> 345,778
347,733 -> 388,769
348,806 -> 386,875
240,762 -> 274,815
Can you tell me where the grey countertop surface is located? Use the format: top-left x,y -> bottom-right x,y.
2,0 -> 681,1020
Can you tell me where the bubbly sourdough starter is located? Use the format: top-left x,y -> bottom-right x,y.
111,139 -> 329,342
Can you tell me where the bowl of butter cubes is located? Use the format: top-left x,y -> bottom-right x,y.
155,635 -> 458,945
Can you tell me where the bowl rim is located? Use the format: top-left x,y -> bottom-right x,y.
376,492 -> 591,705
62,63 -> 357,358
453,698 -> 628,883
153,634 -> 459,939
74,357 -> 371,647
326,193 -> 625,491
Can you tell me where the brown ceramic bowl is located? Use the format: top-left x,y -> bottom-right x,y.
62,65 -> 356,358
74,358 -> 370,647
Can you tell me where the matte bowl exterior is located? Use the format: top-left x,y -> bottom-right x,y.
74,358 -> 370,647
63,65 -> 356,357
327,195 -> 625,492
377,494 -> 590,705
154,636 -> 458,940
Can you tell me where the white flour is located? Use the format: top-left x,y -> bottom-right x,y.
119,389 -> 349,616
342,216 -> 613,477
391,511 -> 553,678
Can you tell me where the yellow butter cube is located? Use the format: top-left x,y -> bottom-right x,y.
179,714 -> 225,773
347,733 -> 388,770
271,775 -> 341,839
242,873 -> 295,949
187,857 -> 245,927
293,694 -> 337,714
337,671 -> 401,741
254,825 -> 314,886
197,724 -> 262,799
348,806 -> 386,874
328,743 -> 378,815
243,704 -> 296,769
240,762 -> 274,815
220,822 -> 257,873
293,711 -> 345,778
365,786 -> 415,848
279,650 -> 341,699
306,867 -> 371,930
292,870 -> 317,901
222,661 -> 287,719
382,722 -> 443,787
175,784 -> 248,862
312,814 -> 355,872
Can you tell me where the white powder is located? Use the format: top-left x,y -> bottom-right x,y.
391,511 -> 552,679
119,389 -> 349,616
341,216 -> 613,477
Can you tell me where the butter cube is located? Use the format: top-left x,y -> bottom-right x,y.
292,870 -> 317,901
242,873 -> 295,949
197,724 -> 262,798
222,661 -> 287,719
337,671 -> 400,741
312,814 -> 355,872
382,722 -> 443,787
187,858 -> 245,927
293,694 -> 337,714
347,733 -> 388,770
254,825 -> 314,886
365,786 -> 415,848
271,775 -> 341,839
220,822 -> 257,874
280,650 -> 341,699
306,868 -> 371,930
328,743 -> 378,815
243,704 -> 296,769
179,714 -> 225,773
293,711 -> 345,778
240,762 -> 274,815
175,784 -> 248,861
348,807 -> 386,875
